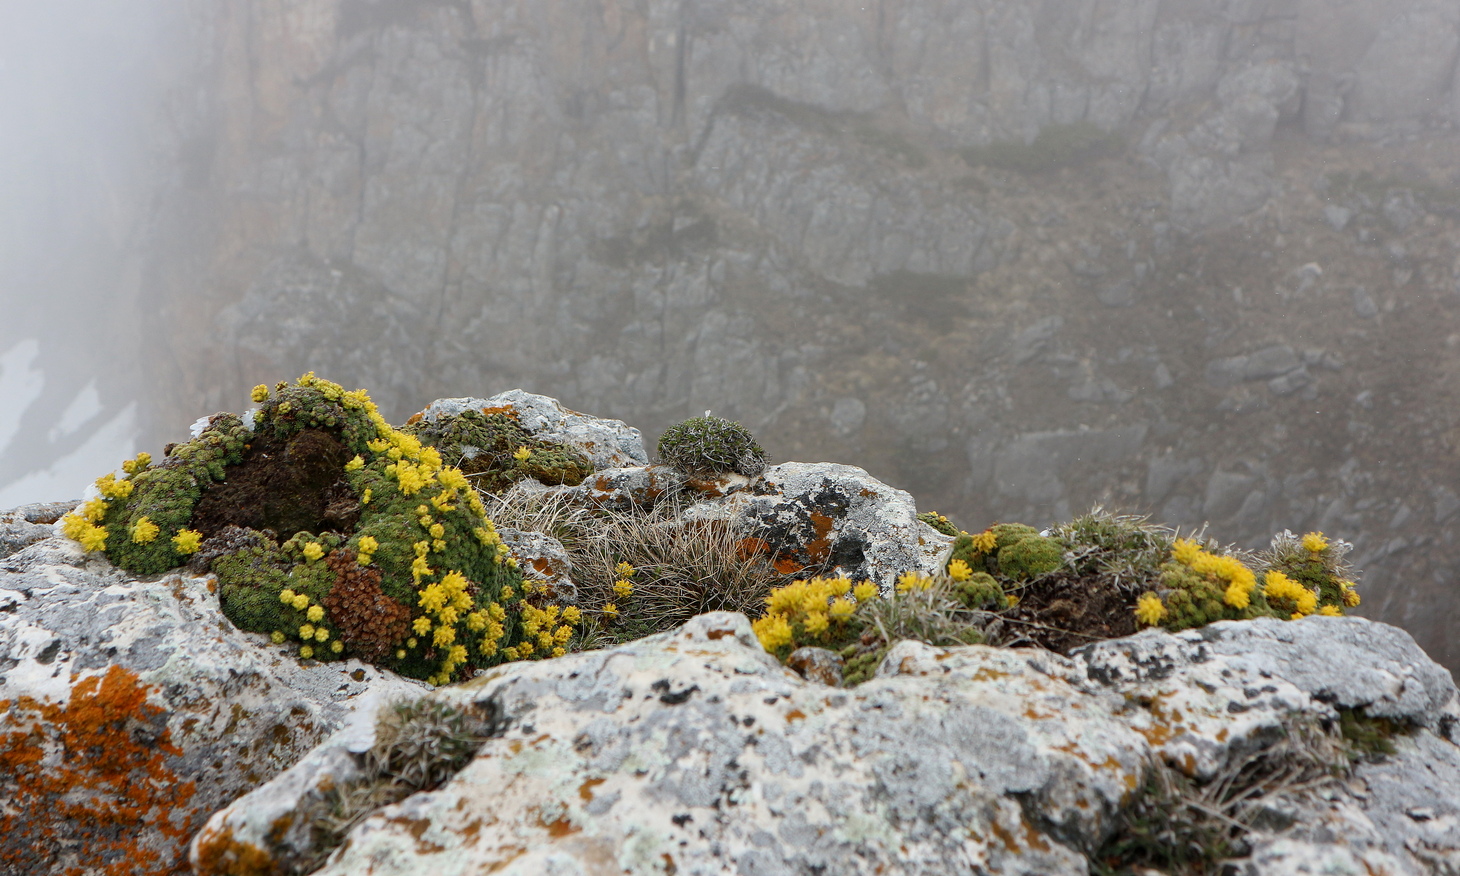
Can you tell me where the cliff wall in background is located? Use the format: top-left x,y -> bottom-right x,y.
44,0 -> 1460,668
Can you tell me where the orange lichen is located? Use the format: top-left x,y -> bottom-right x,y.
190,826 -> 277,876
0,665 -> 198,876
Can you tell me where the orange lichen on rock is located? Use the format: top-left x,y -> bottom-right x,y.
0,664 -> 198,876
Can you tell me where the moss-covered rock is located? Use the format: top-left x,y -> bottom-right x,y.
402,407 -> 594,493
59,374 -> 582,686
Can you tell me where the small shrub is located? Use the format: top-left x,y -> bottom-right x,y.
657,415 -> 767,478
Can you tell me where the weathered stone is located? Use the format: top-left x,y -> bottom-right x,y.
686,462 -> 953,589
414,390 -> 647,470
0,500 -> 76,559
786,645 -> 844,686
0,535 -> 423,875
496,526 -> 576,603
192,612 -> 1460,876
569,464 -> 685,511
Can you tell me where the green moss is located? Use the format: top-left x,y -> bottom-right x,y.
657,415 -> 767,478
403,408 -> 594,493
953,571 -> 1004,610
995,533 -> 1063,581
917,511 -> 962,537
961,122 -> 1123,173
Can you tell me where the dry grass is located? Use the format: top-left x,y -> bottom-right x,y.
483,485 -> 793,648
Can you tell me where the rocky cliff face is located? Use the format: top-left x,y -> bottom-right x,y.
138,1 -> 1460,669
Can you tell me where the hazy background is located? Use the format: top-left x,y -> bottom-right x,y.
4,0 -> 1459,672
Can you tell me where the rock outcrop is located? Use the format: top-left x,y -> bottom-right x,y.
193,611 -> 1460,876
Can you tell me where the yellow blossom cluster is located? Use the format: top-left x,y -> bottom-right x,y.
971,529 -> 998,554
356,534 -> 378,566
1262,570 -> 1319,619
895,571 -> 934,594
129,516 -> 159,545
276,588 -> 335,657
302,541 -> 325,562
1301,531 -> 1329,554
752,575 -> 876,652
171,529 -> 203,555
1134,593 -> 1167,626
947,559 -> 973,582
1172,538 -> 1258,609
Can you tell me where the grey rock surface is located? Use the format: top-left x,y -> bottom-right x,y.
0,535 -> 424,874
0,500 -> 76,559
415,390 -> 648,469
192,612 -> 1460,876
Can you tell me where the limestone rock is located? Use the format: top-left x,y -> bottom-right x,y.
685,461 -> 954,589
569,464 -> 686,511
0,535 -> 423,875
414,390 -> 648,470
0,500 -> 76,559
192,612 -> 1460,876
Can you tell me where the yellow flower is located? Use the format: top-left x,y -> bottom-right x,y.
270,631 -> 285,644
803,611 -> 829,635
602,603 -> 619,618
971,530 -> 998,553
413,616 -> 433,635
299,645 -> 314,659
562,606 -> 582,625
1223,579 -> 1251,609
429,523 -> 445,540
438,468 -> 469,492
251,384 -> 270,403
61,513 -> 108,552
615,561 -> 636,579
299,624 -> 315,639
1171,538 -> 1203,566
361,488 -> 372,505
279,589 -> 297,605
829,597 -> 856,620
345,455 -> 364,472
129,516 -> 159,544
513,446 -> 532,462
292,594 -> 309,611
552,646 -> 566,658
613,579 -> 634,599
752,614 -> 794,651
78,498 -> 108,523
1341,586 -> 1361,608
852,581 -> 878,602
433,625 -> 455,647
331,640 -> 344,653
1301,532 -> 1329,554
314,627 -> 329,642
1318,605 -> 1343,617
121,453 -> 151,475
518,640 -> 534,657
396,649 -> 407,660
95,473 -> 134,500
1135,593 -> 1167,626
307,605 -> 325,622
302,542 -> 324,562
448,645 -> 468,665
896,571 -> 931,594
947,559 -> 973,582
827,576 -> 852,596
172,529 -> 203,554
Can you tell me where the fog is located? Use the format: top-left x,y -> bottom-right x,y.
2,1 -> 1459,670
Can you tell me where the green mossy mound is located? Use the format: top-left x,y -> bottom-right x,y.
403,407 -> 595,492
657,415 -> 767,478
61,374 -> 581,686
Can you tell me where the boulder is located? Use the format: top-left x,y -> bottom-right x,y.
413,390 -> 648,471
0,534 -> 424,876
684,461 -> 953,589
192,612 -> 1460,876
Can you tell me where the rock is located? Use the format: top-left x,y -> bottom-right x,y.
1325,204 -> 1354,231
0,536 -> 423,876
1205,345 -> 1302,387
193,612 -> 1460,876
687,462 -> 952,589
1353,286 -> 1380,318
414,391 -> 647,470
569,464 -> 685,511
0,500 -> 76,559
496,527 -> 575,602
786,646 -> 845,686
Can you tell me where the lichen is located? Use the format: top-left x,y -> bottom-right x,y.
402,407 -> 594,493
0,665 -> 198,875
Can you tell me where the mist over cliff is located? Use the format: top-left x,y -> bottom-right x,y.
4,0 -> 1460,671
